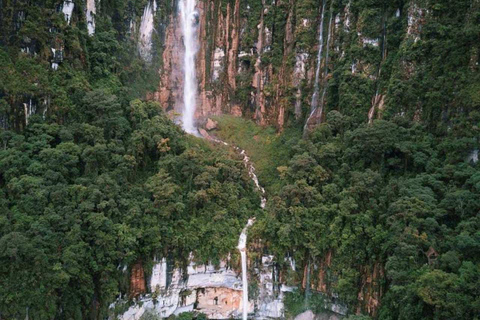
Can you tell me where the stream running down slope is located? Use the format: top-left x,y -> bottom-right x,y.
119,140 -> 294,320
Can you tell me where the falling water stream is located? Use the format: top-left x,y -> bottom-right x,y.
86,0 -> 96,35
209,137 -> 267,320
180,0 -> 200,134
304,0 -> 326,131
305,0 -> 334,131
138,0 -> 157,62
237,146 -> 266,320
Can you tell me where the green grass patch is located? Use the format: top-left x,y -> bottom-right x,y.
210,115 -> 301,193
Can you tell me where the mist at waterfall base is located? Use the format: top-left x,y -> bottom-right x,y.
180,0 -> 200,135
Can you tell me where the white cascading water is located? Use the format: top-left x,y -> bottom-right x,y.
62,0 -> 75,24
209,138 -> 267,319
305,0 -> 335,130
236,146 -> 266,320
138,0 -> 157,62
86,0 -> 96,36
179,0 -> 200,134
304,0 -> 326,130
238,218 -> 255,320
318,5 -> 334,109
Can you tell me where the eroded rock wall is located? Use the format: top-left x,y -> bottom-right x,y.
152,0 -> 440,131
121,256 -> 295,319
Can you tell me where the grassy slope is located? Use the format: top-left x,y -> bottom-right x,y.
210,115 -> 301,193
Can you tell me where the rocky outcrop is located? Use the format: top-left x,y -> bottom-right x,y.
120,256 -> 295,320
151,0 -> 441,132
205,118 -> 218,130
129,262 -> 146,298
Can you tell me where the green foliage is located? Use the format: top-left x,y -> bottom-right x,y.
212,115 -> 301,192
259,111 -> 480,319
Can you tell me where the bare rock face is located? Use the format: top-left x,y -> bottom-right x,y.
120,259 -> 258,320
295,310 -> 315,320
231,105 -> 242,117
205,118 -> 218,130
130,262 -> 146,298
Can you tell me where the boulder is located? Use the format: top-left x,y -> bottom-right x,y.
198,128 -> 211,139
206,118 -> 218,130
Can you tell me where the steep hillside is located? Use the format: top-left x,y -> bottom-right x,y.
0,1 -> 479,320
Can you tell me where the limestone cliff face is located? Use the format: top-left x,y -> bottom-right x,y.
123,256 -> 294,319
153,0 -> 444,131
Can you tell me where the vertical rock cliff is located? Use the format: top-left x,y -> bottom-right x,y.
153,0 -> 472,133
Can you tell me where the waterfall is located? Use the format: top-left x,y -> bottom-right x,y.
179,0 -> 200,135
305,0 -> 334,130
138,0 -> 157,62
62,0 -> 75,24
369,16 -> 387,124
86,0 -> 96,35
23,99 -> 35,125
236,146 -> 266,319
238,218 -> 255,320
207,137 -> 266,319
318,6 -> 334,111
306,0 -> 326,127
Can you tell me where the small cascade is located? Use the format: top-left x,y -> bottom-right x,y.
238,218 -> 255,320
62,0 -> 75,24
23,99 -> 35,125
305,0 -> 334,131
368,16 -> 388,124
305,0 -> 326,130
179,0 -> 200,135
86,0 -> 96,35
236,145 -> 266,319
207,137 -> 267,319
467,149 -> 479,164
138,0 -> 157,62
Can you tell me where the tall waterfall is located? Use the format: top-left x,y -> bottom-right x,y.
304,0 -> 326,130
138,0 -> 157,62
305,0 -> 334,130
318,3 -> 334,110
179,0 -> 200,134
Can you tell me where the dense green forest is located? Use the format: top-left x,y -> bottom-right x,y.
0,0 -> 479,320
0,1 -> 259,318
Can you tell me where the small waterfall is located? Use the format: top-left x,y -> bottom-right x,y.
369,16 -> 387,124
236,146 -> 266,319
62,0 -> 75,24
305,0 -> 327,129
23,99 -> 35,125
138,0 -> 157,62
179,0 -> 200,135
208,138 -> 266,319
305,0 -> 334,131
318,6 -> 334,111
86,0 -> 96,35
238,218 -> 255,320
